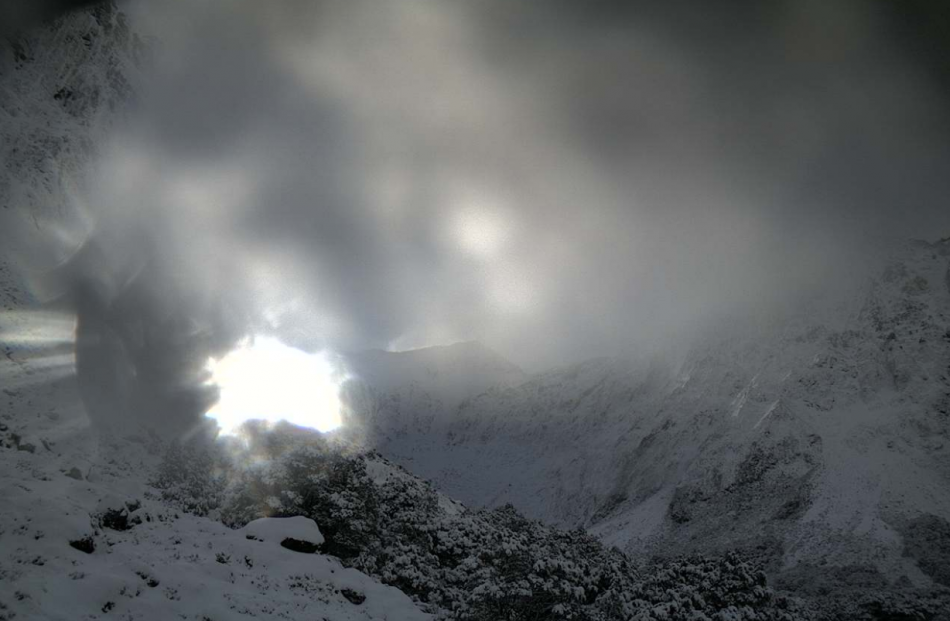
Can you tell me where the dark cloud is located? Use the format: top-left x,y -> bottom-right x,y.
60,0 -> 950,377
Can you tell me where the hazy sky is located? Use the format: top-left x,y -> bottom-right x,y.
70,0 -> 950,369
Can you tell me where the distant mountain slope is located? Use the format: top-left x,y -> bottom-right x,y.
346,239 -> 950,599
345,340 -> 524,397
340,340 -> 525,445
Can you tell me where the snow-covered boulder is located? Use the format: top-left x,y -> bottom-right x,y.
242,516 -> 325,553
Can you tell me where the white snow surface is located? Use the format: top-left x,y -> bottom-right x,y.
0,451 -> 427,620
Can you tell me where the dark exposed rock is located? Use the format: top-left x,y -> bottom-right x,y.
100,508 -> 131,531
10,433 -> 35,453
99,501 -> 141,532
773,496 -> 806,521
902,275 -> 930,296
69,537 -> 95,554
280,537 -> 320,554
901,514 -> 950,587
733,444 -> 779,488
340,588 -> 365,605
669,485 -> 701,524
135,571 -> 159,587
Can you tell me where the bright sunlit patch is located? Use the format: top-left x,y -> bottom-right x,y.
204,336 -> 344,435
0,310 -> 78,347
448,188 -> 513,260
0,310 -> 78,390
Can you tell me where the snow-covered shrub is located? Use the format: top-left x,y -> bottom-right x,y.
455,505 -> 634,621
218,433 -> 381,559
810,587 -> 950,621
621,553 -> 799,621
149,438 -> 226,517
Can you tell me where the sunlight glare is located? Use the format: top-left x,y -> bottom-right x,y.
449,189 -> 512,260
204,336 -> 344,435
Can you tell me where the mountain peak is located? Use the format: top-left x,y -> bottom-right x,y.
347,340 -> 522,377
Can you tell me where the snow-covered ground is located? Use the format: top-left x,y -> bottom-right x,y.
0,443 -> 428,620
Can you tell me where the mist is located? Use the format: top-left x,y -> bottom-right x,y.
6,4 -> 950,614
20,0 -> 950,377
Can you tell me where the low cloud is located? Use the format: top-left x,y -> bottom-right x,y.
43,0 -> 950,373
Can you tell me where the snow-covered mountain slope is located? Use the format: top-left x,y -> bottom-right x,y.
346,239 -> 950,596
345,341 -> 524,397
340,341 -> 525,445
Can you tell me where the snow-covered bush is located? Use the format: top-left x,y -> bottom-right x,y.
221,443 -> 381,559
149,437 -> 226,517
455,505 -> 636,621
